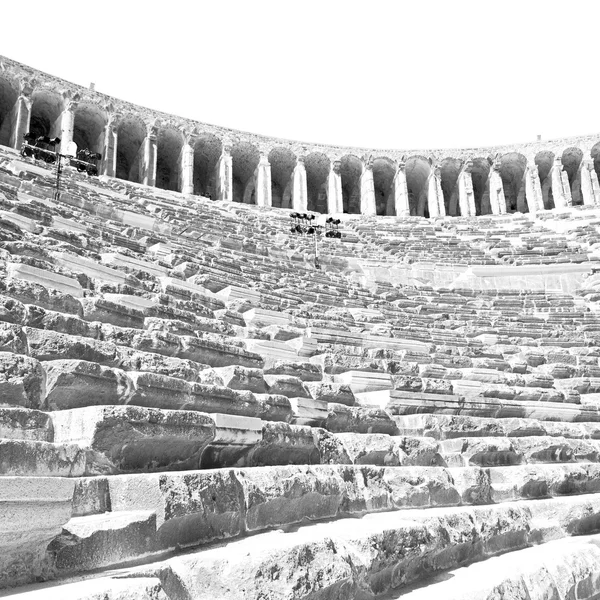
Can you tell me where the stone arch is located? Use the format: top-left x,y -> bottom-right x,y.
0,76 -> 19,147
470,157 -> 491,215
561,147 -> 584,205
340,154 -> 362,214
269,146 -> 296,208
405,156 -> 430,217
372,157 -> 396,215
232,141 -> 260,204
535,150 -> 555,209
440,157 -> 463,216
305,152 -> 330,213
73,103 -> 107,157
29,90 -> 63,139
499,152 -> 528,213
116,115 -> 146,183
156,128 -> 184,192
193,133 -> 222,198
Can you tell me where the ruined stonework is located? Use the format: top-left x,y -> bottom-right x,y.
2,55 -> 600,218
3,57 -> 600,599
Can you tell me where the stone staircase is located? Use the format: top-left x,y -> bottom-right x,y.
3,144 -> 600,598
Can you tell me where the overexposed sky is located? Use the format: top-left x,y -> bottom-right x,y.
2,0 -> 599,150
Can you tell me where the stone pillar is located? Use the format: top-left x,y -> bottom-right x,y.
516,174 -> 527,213
327,160 -> 343,213
292,157 -> 308,211
488,161 -> 507,215
458,162 -> 476,217
255,155 -> 272,207
393,163 -> 410,217
427,167 -> 445,218
360,160 -> 377,215
580,160 -> 600,206
524,163 -> 544,216
216,145 -> 233,202
101,119 -> 117,177
8,95 -> 31,150
180,142 -> 194,195
58,103 -> 76,155
141,127 -> 157,187
551,157 -> 569,209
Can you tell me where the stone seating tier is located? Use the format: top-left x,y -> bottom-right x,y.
4,144 -> 600,597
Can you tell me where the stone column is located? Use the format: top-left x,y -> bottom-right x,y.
141,126 -> 157,187
427,167 -> 445,218
580,160 -> 600,206
292,157 -> 308,211
458,162 -> 476,217
255,155 -> 272,207
8,95 -> 31,150
515,174 -> 527,213
216,145 -> 233,202
551,157 -> 569,209
360,159 -> 377,215
524,162 -> 544,215
101,119 -> 117,177
327,160 -> 343,213
58,103 -> 76,155
180,142 -> 194,195
392,162 -> 410,217
488,161 -> 507,215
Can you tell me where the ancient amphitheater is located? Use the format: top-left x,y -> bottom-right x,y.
3,54 -> 600,599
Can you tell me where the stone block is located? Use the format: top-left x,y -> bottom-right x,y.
264,374 -> 310,398
306,381 -> 355,406
0,476 -> 75,588
179,335 -> 264,368
101,252 -> 167,278
326,403 -> 398,435
0,352 -> 46,409
53,252 -> 140,287
44,360 -> 130,410
48,510 -> 157,574
289,396 -> 327,425
126,371 -> 190,410
72,476 -> 111,517
336,432 -> 405,465
213,365 -> 268,393
262,358 -> 323,381
107,469 -> 244,550
7,262 -> 83,297
0,439 -> 85,476
242,307 -> 290,328
0,406 -> 53,441
234,465 -> 345,531
80,296 -> 146,329
25,328 -> 119,365
336,370 -> 393,393
51,405 -> 216,474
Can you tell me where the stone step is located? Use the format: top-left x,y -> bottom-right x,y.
378,389 -> 600,422
394,412 -> 600,440
0,438 -> 86,476
50,405 -> 216,475
47,510 -> 158,577
397,533 -> 600,600
80,494 -> 600,600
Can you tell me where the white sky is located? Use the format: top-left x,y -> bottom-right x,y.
2,0 -> 599,150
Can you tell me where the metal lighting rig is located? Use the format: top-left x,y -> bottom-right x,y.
289,212 -> 342,269
20,134 -> 102,201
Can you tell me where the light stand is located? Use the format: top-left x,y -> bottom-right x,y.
20,134 -> 101,202
289,213 -> 342,269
